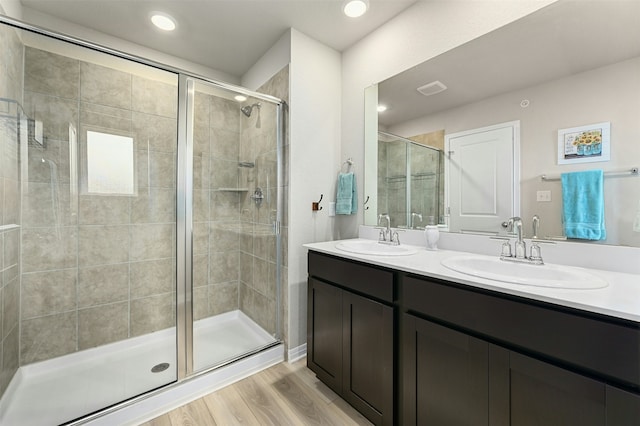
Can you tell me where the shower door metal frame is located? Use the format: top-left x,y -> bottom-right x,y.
179,75 -> 285,379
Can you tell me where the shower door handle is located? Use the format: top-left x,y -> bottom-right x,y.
273,220 -> 281,235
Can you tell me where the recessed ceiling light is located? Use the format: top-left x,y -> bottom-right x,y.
235,95 -> 248,102
343,0 -> 369,18
151,12 -> 176,31
377,104 -> 388,113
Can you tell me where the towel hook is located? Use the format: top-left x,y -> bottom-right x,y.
312,194 -> 323,211
363,195 -> 370,210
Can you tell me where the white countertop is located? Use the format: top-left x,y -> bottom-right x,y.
304,238 -> 640,323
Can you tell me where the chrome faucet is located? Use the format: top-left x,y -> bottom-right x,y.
532,214 -> 540,239
377,213 -> 400,245
378,213 -> 391,242
499,216 -> 543,265
411,212 -> 423,229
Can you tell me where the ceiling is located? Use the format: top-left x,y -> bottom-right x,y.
20,0 -> 417,77
378,0 -> 640,128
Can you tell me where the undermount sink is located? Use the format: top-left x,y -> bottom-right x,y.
441,255 -> 608,289
335,240 -> 419,256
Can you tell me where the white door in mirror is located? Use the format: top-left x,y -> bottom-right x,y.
446,122 -> 518,234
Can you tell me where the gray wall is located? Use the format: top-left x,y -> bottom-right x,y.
0,19 -> 23,399
20,47 -> 178,365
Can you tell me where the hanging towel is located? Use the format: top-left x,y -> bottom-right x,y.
336,172 -> 358,215
561,169 -> 606,240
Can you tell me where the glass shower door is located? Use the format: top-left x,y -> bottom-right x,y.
0,23 -> 180,425
188,79 -> 281,373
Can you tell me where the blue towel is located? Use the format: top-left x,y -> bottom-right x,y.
561,169 -> 606,240
336,172 -> 358,215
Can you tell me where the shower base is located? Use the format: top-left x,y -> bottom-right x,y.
0,310 -> 280,426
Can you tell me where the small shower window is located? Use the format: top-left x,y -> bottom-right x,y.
86,130 -> 135,195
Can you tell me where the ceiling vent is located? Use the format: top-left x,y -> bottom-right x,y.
417,80 -> 447,97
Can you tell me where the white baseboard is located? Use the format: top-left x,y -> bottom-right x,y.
287,343 -> 307,363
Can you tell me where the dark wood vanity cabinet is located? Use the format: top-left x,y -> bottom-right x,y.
402,275 -> 640,426
307,251 -> 395,426
307,250 -> 640,425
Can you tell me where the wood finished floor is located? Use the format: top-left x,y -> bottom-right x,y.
140,358 -> 373,426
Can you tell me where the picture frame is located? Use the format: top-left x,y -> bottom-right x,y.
557,122 -> 610,165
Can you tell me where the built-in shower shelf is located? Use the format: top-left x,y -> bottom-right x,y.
216,188 -> 249,192
0,224 -> 19,233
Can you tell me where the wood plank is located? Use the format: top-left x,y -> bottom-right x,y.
268,362 -> 373,425
167,398 -> 217,426
203,383 -> 261,425
284,358 -> 341,404
234,373 -> 300,425
139,413 -> 172,426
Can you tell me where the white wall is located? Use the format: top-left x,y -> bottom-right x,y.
241,30 -> 291,91
287,28 -> 342,351
0,0 -> 21,19
340,0 -> 557,237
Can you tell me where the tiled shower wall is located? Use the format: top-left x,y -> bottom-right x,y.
0,20 -> 23,398
192,65 -> 289,338
20,47 -> 178,365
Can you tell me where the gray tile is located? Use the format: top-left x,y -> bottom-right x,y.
2,228 -> 18,269
130,223 -> 174,261
239,252 -> 254,286
193,189 -> 209,223
79,194 -> 130,225
130,293 -> 175,337
193,153 -> 210,190
80,103 -> 132,133
209,223 -> 240,251
192,222 -> 209,256
78,225 -> 130,267
130,188 -> 176,224
239,283 -> 275,335
24,48 -> 79,99
21,269 -> 77,319
80,62 -> 132,109
210,250 -> 239,284
132,112 -> 177,153
21,311 -> 77,364
78,302 -> 129,350
78,263 -> 129,308
192,285 -> 208,321
130,259 -> 175,298
0,326 -> 18,394
23,183 -> 75,228
210,191 -> 240,221
2,278 -> 18,339
193,254 -> 208,287
209,282 -> 238,316
21,227 -> 77,272
132,76 -> 178,118
211,128 -> 240,161
210,158 -> 238,189
23,91 -> 79,142
210,96 -> 239,131
2,178 -> 18,225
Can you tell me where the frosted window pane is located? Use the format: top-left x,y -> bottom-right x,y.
87,131 -> 134,194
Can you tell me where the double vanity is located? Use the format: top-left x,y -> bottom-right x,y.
305,237 -> 640,425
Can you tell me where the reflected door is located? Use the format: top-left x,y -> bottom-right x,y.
446,122 -> 519,234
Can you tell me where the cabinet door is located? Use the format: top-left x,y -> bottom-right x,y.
343,291 -> 394,426
307,278 -> 343,393
606,386 -> 640,425
402,314 -> 488,426
507,352 -> 606,426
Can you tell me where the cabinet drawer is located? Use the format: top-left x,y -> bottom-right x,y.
404,275 -> 640,390
308,251 -> 394,303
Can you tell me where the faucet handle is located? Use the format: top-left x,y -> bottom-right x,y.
530,241 -> 543,264
500,240 -> 512,258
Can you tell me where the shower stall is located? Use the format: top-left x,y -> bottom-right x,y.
377,131 -> 443,228
0,15 -> 284,426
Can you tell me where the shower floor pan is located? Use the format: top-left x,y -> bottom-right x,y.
0,310 -> 277,426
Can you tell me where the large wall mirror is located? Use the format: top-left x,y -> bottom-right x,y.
364,0 -> 640,247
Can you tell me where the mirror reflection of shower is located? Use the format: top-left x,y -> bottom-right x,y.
241,102 -> 261,128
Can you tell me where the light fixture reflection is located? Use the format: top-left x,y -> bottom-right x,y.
235,95 -> 248,102
377,104 -> 388,113
151,13 -> 176,31
343,0 -> 369,18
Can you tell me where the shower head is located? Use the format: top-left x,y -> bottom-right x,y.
241,102 -> 261,117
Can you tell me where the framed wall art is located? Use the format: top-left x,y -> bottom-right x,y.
557,122 -> 610,165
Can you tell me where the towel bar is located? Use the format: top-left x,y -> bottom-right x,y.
540,167 -> 638,181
